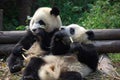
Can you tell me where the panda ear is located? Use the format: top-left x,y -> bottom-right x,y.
86,30 -> 94,40
50,7 -> 59,16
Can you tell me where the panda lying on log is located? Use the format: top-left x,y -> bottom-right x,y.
50,24 -> 119,79
7,7 -> 62,73
50,24 -> 99,77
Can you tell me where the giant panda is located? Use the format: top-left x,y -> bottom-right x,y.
7,7 -> 62,73
50,24 -> 99,77
55,24 -> 118,78
21,55 -> 83,80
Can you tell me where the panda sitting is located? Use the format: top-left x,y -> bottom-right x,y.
7,7 -> 62,73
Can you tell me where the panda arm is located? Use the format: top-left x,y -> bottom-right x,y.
70,43 -> 99,71
7,30 -> 36,73
12,30 -> 36,56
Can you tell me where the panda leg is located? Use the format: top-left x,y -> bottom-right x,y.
60,71 -> 84,80
7,30 -> 36,73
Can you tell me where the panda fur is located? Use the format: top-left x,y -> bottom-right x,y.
21,55 -> 83,80
58,24 -> 119,78
7,7 -> 62,73
50,24 -> 99,77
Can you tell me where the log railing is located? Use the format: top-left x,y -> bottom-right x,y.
0,29 -> 120,56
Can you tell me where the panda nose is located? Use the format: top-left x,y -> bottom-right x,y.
23,76 -> 35,80
33,28 -> 40,34
32,28 -> 37,32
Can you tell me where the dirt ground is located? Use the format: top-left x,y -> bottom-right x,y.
0,61 -> 120,80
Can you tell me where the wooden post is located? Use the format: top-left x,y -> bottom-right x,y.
0,9 -> 3,30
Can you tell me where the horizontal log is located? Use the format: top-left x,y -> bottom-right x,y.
0,44 -> 15,56
0,40 -> 120,56
0,31 -> 26,43
0,29 -> 120,43
93,29 -> 120,40
94,40 -> 120,53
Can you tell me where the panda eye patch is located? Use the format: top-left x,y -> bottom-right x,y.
70,28 -> 75,35
38,20 -> 46,25
60,28 -> 65,30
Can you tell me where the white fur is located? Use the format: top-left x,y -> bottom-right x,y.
29,7 -> 62,33
38,55 -> 67,80
38,55 -> 93,79
64,24 -> 91,43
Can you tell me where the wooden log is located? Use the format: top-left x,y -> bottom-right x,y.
0,9 -> 3,30
0,29 -> 120,43
94,40 -> 120,53
0,44 -> 15,56
0,31 -> 26,44
92,29 -> 120,40
0,40 -> 120,56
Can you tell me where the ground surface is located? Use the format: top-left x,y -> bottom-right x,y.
0,57 -> 120,80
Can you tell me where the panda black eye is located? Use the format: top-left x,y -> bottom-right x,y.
38,20 -> 46,25
60,27 -> 65,30
70,28 -> 75,35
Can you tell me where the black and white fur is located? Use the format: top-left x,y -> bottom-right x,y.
57,24 -> 119,78
7,7 -> 62,73
21,55 -> 83,80
50,24 -> 99,77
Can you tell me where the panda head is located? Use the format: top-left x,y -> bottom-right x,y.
29,7 -> 62,35
61,24 -> 94,44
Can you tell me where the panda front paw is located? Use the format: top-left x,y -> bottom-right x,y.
7,54 -> 24,73
10,64 -> 23,73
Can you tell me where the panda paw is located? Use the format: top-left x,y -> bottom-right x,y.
10,64 -> 23,73
7,54 -> 24,73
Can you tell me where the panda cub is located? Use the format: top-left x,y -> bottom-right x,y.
50,24 -> 99,77
7,7 -> 62,73
21,55 -> 83,80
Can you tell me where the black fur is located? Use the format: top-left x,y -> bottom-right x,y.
86,30 -> 94,40
51,30 -> 98,71
50,7 -> 59,16
21,57 -> 46,80
7,30 -> 36,73
7,54 -> 24,73
70,42 -> 99,71
60,71 -> 83,80
36,28 -> 59,51
50,30 -> 71,55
